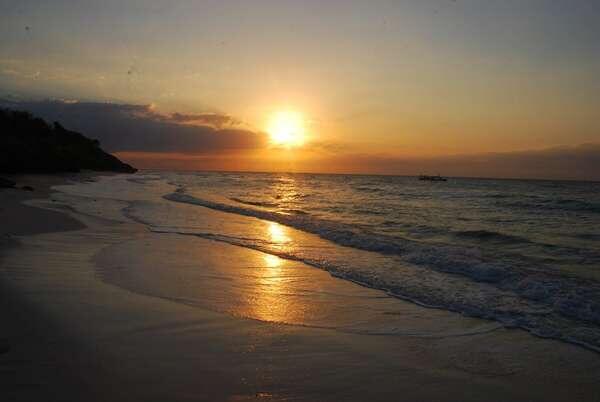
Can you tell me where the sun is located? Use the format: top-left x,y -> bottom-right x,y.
266,111 -> 306,148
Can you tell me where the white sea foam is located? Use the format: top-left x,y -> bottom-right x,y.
163,189 -> 600,352
54,172 -> 600,352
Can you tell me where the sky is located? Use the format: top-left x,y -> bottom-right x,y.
1,0 -> 599,179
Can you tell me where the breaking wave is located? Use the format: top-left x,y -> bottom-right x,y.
163,189 -> 600,352
453,230 -> 529,244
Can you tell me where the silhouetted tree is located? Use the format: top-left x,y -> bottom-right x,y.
0,108 -> 136,173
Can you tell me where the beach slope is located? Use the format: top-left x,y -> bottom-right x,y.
1,174 -> 599,402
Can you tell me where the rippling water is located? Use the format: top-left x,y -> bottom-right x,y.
60,171 -> 600,350
167,172 -> 600,261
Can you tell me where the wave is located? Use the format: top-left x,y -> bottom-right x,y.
126,174 -> 163,185
230,197 -> 279,208
574,233 -> 600,241
353,208 -> 388,216
162,190 -> 600,352
166,191 -> 411,256
151,225 -> 600,353
351,185 -> 385,194
282,209 -> 309,215
453,230 -> 529,244
555,199 -> 600,213
482,193 -> 511,199
163,191 -> 597,283
498,198 -> 600,214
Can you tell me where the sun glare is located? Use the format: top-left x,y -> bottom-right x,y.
267,111 -> 306,148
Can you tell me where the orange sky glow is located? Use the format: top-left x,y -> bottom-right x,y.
1,1 -> 599,179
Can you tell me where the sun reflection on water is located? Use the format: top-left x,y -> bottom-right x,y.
268,221 -> 291,244
263,253 -> 283,268
245,220 -> 310,324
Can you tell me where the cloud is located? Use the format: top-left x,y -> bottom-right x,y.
1,98 -> 597,180
0,99 -> 266,154
168,112 -> 240,128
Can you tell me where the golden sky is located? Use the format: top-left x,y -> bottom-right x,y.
1,1 -> 599,178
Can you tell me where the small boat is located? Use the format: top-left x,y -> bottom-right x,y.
418,174 -> 447,182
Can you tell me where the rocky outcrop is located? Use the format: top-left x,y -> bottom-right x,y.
0,109 -> 136,174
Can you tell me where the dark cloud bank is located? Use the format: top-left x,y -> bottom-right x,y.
2,99 -> 598,180
0,99 -> 265,154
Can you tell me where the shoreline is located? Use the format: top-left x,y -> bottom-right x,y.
1,173 -> 600,401
0,174 -> 87,236
0,173 -> 101,401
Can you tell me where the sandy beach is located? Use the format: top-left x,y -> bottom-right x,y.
1,173 -> 600,402
4,1 -> 600,399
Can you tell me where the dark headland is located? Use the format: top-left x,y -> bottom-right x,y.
0,108 -> 136,177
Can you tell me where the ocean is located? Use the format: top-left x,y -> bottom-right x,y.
57,171 -> 600,351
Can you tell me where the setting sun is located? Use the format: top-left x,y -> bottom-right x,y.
4,2 -> 600,400
266,111 -> 306,148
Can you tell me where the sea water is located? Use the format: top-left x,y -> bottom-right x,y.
57,171 -> 600,351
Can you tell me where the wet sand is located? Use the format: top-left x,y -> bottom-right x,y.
1,174 -> 600,401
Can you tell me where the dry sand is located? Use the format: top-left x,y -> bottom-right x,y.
1,174 -> 599,402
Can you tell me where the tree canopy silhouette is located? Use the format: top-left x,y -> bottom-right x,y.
0,108 -> 136,174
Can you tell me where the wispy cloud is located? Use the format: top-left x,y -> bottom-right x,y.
167,112 -> 240,128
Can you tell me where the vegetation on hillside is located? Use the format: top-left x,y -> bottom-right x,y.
0,108 -> 136,174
